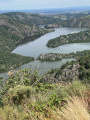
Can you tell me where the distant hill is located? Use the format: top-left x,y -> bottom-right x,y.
0,6 -> 90,14
3,12 -> 57,26
66,15 -> 90,27
45,13 -> 90,28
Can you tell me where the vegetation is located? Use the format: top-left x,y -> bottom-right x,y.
0,12 -> 90,72
0,13 -> 52,73
0,50 -> 34,73
37,53 -> 75,61
0,13 -> 50,51
4,12 -> 90,29
37,50 -> 90,61
45,13 -> 90,28
47,30 -> 90,47
66,14 -> 90,27
0,67 -> 90,120
42,50 -> 90,84
0,52 -> 90,119
0,12 -> 90,119
3,12 -> 59,26
79,54 -> 90,83
58,96 -> 90,120
46,13 -> 90,48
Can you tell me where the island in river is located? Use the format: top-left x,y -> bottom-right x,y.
47,30 -> 90,48
37,50 -> 89,61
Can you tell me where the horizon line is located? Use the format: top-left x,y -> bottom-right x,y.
0,6 -> 90,11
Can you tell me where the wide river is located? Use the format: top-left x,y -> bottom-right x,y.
1,27 -> 90,78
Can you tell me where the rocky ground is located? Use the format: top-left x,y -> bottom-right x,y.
42,63 -> 80,84
37,53 -> 75,61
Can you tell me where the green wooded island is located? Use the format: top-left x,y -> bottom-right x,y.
47,30 -> 90,47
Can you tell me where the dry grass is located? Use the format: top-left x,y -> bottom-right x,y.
32,96 -> 90,120
0,81 -> 90,120
1,96 -> 90,120
56,96 -> 90,120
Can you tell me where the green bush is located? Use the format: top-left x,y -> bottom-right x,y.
8,85 -> 33,104
48,88 -> 67,108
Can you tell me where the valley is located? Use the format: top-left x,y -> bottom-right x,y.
0,6 -> 90,120
0,12 -> 90,75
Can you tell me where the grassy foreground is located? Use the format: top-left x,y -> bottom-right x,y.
0,68 -> 90,120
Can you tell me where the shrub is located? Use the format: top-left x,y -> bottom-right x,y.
48,88 -> 67,108
8,85 -> 34,104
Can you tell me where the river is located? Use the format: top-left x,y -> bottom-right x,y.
12,27 -> 90,58
1,27 -> 90,78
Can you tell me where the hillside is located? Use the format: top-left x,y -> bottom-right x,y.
5,12 -> 90,28
1,12 -> 90,51
0,51 -> 90,119
0,50 -> 34,73
67,15 -> 90,27
0,13 -> 51,73
42,50 -> 90,84
0,14 -> 50,51
45,13 -> 90,28
3,12 -> 58,26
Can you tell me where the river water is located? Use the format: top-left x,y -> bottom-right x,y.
12,27 -> 90,58
1,27 -> 90,78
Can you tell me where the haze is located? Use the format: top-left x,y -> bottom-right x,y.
0,0 -> 90,10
